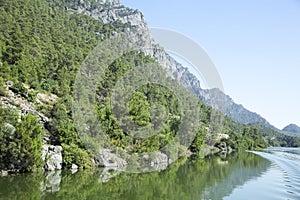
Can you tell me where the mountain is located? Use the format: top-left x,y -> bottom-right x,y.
200,89 -> 273,127
62,0 -> 274,128
283,124 -> 300,135
1,0 -> 299,174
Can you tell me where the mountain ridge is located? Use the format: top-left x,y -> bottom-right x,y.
66,0 -> 282,132
1,0 -> 299,174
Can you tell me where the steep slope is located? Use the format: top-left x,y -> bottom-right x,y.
200,89 -> 273,128
63,0 -> 277,129
1,0 -> 299,174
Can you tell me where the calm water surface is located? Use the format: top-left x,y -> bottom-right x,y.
0,148 -> 299,200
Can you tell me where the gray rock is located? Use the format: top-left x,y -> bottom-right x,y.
0,170 -> 8,176
97,149 -> 127,169
6,80 -> 13,86
71,163 -> 78,169
42,145 -> 63,171
3,123 -> 16,136
71,164 -> 79,174
148,152 -> 169,171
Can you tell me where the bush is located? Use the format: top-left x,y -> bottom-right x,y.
10,82 -> 28,97
27,90 -> 37,102
62,143 -> 93,169
0,79 -> 6,96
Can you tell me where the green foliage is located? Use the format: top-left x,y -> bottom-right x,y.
0,108 -> 43,172
0,77 -> 6,96
0,0 -> 299,173
0,0 -> 122,96
27,90 -> 37,102
50,96 -> 93,168
16,114 -> 44,171
250,122 -> 300,147
10,82 -> 28,98
96,52 -> 185,153
9,82 -> 36,102
190,126 -> 206,156
61,143 -> 93,168
129,91 -> 151,126
0,0 -> 127,170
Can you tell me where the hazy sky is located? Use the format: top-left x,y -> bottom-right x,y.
121,0 -> 300,129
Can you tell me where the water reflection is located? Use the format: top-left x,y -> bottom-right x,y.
0,152 -> 271,200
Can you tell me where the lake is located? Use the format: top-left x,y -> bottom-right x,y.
0,148 -> 299,200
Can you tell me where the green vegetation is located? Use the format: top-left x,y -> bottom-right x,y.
49,96 -> 94,168
250,122 -> 300,147
0,78 -> 7,96
0,0 -> 123,170
0,0 -> 299,173
0,0 -> 119,95
0,108 -> 43,172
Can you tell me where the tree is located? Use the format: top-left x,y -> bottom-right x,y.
0,110 -> 43,172
129,91 -> 151,126
16,114 -> 44,171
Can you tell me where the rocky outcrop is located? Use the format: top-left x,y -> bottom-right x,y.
0,85 -> 55,124
42,145 -> 63,171
148,152 -> 170,171
96,149 -> 127,169
0,170 -> 9,176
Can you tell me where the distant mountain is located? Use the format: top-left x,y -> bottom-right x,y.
199,88 -> 273,128
283,124 -> 300,135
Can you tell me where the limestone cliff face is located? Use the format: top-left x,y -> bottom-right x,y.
64,0 -> 273,127
64,0 -> 201,93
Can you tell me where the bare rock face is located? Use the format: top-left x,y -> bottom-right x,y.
64,0 -> 198,90
96,0 -> 121,6
42,145 -> 63,171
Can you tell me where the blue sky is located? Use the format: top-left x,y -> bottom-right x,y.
121,0 -> 300,129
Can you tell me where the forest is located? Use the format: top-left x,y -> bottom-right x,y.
0,0 -> 299,172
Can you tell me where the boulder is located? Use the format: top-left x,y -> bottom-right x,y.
148,151 -> 169,171
6,80 -> 14,87
97,149 -> 127,169
42,145 -> 63,171
71,164 -> 79,174
71,163 -> 78,169
0,170 -> 8,176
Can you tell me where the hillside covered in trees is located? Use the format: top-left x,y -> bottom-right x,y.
0,0 -> 299,173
